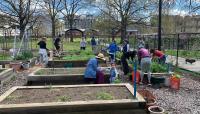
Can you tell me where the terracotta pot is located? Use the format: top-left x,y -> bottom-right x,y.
10,62 -> 21,71
148,106 -> 165,114
137,89 -> 156,108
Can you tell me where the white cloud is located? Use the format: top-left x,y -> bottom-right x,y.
169,9 -> 188,16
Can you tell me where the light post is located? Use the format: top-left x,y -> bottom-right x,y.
158,0 -> 162,51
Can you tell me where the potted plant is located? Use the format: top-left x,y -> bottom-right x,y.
148,106 -> 165,114
10,51 -> 33,71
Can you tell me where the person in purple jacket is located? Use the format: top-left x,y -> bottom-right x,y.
137,45 -> 152,85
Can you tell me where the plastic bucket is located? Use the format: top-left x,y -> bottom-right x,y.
170,77 -> 180,90
132,71 -> 140,84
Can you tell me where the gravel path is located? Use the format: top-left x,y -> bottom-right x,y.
118,69 -> 200,114
0,68 -> 200,114
0,71 -> 28,96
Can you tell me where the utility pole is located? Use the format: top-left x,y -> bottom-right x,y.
158,0 -> 162,51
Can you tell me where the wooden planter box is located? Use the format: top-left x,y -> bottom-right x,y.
27,68 -> 111,85
0,84 -> 146,114
0,57 -> 36,69
0,68 -> 14,86
48,60 -> 107,68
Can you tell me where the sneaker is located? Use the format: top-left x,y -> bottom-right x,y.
148,83 -> 152,86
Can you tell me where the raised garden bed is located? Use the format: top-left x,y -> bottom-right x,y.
0,57 -> 37,69
0,84 -> 146,114
0,68 -> 14,86
27,68 -> 111,85
48,60 -> 107,68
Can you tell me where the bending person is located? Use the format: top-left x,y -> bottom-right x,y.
138,46 -> 151,85
84,53 -> 106,83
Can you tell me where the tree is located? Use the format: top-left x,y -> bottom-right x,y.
0,0 -> 39,39
61,0 -> 85,42
94,0 -> 157,42
42,0 -> 62,38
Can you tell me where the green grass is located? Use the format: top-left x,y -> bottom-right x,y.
166,50 -> 200,59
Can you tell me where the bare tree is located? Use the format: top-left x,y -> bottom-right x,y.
94,0 -> 157,42
42,0 -> 62,38
61,0 -> 85,42
0,0 -> 39,39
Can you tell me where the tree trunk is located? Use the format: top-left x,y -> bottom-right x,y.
52,19 -> 56,39
121,19 -> 127,43
70,23 -> 73,42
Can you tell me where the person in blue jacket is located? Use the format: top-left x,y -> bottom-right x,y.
107,40 -> 118,62
84,53 -> 106,83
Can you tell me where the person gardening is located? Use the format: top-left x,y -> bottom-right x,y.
137,45 -> 151,85
107,40 -> 118,62
121,39 -> 130,75
37,37 -> 48,67
150,49 -> 166,64
84,53 -> 106,83
54,35 -> 61,55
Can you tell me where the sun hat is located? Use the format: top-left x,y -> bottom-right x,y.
96,53 -> 106,61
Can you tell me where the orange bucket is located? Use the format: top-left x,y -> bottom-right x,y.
170,76 -> 180,90
132,71 -> 140,84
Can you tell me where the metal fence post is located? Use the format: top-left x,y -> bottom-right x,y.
176,33 -> 180,66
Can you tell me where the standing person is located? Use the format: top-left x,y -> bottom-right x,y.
121,39 -> 130,75
109,62 -> 118,83
122,39 -> 130,58
150,49 -> 166,64
91,36 -> 97,53
37,37 -> 48,67
84,53 -> 106,83
107,40 -> 118,62
137,37 -> 145,49
138,46 -> 151,85
80,38 -> 87,50
54,35 -> 61,55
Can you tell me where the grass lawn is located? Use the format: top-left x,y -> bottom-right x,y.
165,50 -> 200,59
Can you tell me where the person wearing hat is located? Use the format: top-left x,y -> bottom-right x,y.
84,53 -> 106,83
37,37 -> 48,67
137,46 -> 151,85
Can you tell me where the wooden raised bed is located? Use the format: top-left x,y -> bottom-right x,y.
0,68 -> 14,86
27,68 -> 111,85
47,60 -> 107,68
0,83 -> 146,114
0,57 -> 37,69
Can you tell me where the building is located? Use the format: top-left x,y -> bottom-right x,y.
65,14 -> 95,29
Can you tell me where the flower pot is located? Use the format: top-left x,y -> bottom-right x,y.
148,106 -> 165,114
137,90 -> 156,108
10,62 -> 22,71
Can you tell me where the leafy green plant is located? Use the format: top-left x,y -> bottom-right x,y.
113,78 -> 121,84
57,96 -> 71,102
151,62 -> 167,73
14,51 -> 33,60
96,92 -> 114,100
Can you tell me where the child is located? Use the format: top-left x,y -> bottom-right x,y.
110,62 -> 118,83
80,38 -> 87,50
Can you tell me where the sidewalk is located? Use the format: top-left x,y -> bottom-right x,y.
168,55 -> 200,73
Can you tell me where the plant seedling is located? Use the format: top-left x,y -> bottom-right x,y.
96,92 -> 114,100
57,96 -> 71,102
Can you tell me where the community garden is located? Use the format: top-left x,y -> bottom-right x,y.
1,0 -> 200,113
